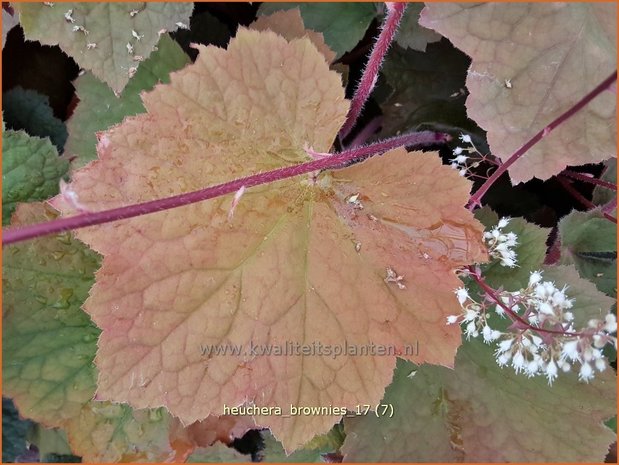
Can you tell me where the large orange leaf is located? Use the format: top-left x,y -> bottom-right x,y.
52,28 -> 486,450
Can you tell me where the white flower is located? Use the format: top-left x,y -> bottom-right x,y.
455,154 -> 468,164
446,315 -> 459,325
505,232 -> 518,246
545,359 -> 558,385
494,304 -> 505,317
578,362 -> 594,382
561,339 -> 580,361
543,282 -> 556,295
525,359 -> 539,377
557,358 -> 571,372
512,351 -> 525,373
534,284 -> 547,299
595,358 -> 607,372
465,321 -> 478,339
455,287 -> 469,305
482,325 -> 499,343
453,147 -> 463,155
497,338 -> 513,353
485,220 -> 518,268
604,313 -> 617,333
538,302 -> 554,315
463,308 -> 478,322
528,271 -> 543,286
497,353 -> 510,366
459,133 -> 472,144
495,242 -> 509,252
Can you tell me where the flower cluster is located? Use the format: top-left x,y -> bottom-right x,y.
449,134 -> 475,177
450,133 -> 502,179
447,270 -> 617,385
483,217 -> 518,267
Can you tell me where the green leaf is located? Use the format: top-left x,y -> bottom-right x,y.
592,159 -> 616,208
378,41 -> 474,138
64,34 -> 190,167
2,398 -> 33,463
342,360 -> 460,462
187,443 -> 251,463
3,202 -> 101,424
261,426 -> 344,462
605,415 -> 617,433
3,87 -> 68,152
2,203 -> 185,462
475,207 -> 550,291
27,425 -> 73,459
15,2 -> 193,93
257,2 -> 376,58
393,3 -> 441,52
2,128 -> 68,225
343,340 -> 616,461
558,209 -> 617,297
65,404 -> 173,462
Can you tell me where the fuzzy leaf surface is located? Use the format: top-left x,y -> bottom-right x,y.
15,2 -> 193,93
420,3 -> 617,183
558,209 -> 617,297
2,128 -> 68,224
343,338 -> 616,462
52,29 -> 486,451
257,2 -> 375,58
65,34 -> 190,167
